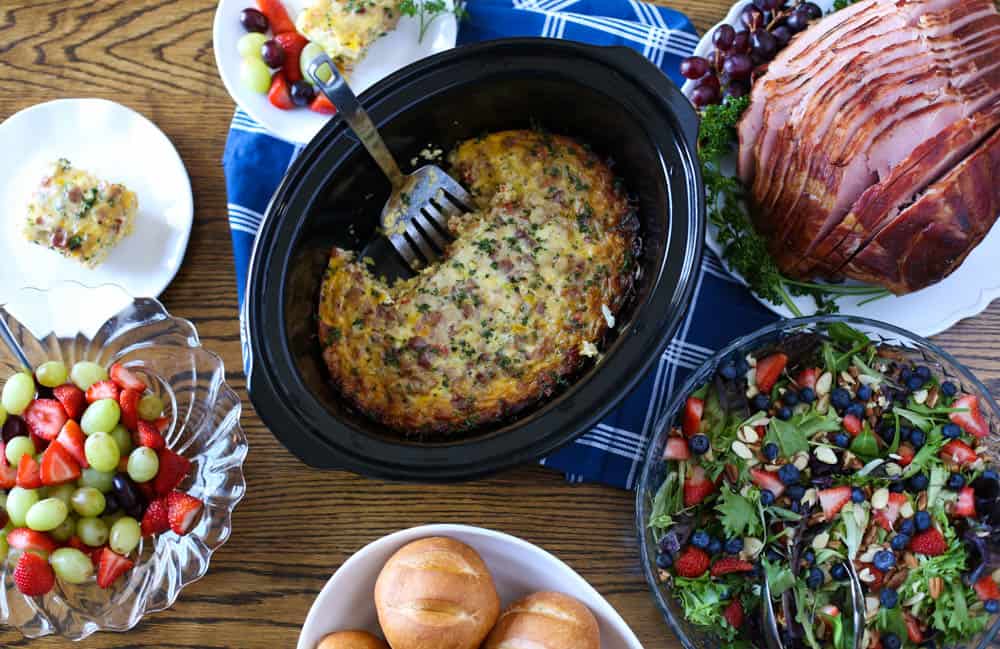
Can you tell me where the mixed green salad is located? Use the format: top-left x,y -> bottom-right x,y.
648,324 -> 999,649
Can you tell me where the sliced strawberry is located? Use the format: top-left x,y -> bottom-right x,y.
874,492 -> 909,531
7,528 -> 57,556
16,454 -> 41,489
29,430 -> 48,453
711,557 -> 754,577
940,439 -> 977,466
140,498 -> 170,537
56,420 -> 88,468
136,479 -> 156,503
109,363 -> 146,391
842,414 -> 862,437
904,612 -> 924,643
975,575 -> 1000,601
13,551 -> 54,596
119,388 -> 141,433
682,396 -> 704,437
750,468 -> 785,498
268,72 -> 294,110
0,446 -> 15,489
865,566 -> 885,590
910,528 -> 947,556
755,353 -> 788,393
683,465 -> 716,506
22,399 -> 67,442
950,395 -> 989,438
310,93 -> 336,115
52,384 -> 85,420
153,417 -> 170,433
723,599 -> 744,629
96,547 -> 134,589
132,420 -> 165,450
85,380 -> 120,404
274,31 -> 307,83
818,486 -> 852,521
256,0 -> 296,34
662,437 -> 691,461
896,443 -> 915,467
153,448 -> 192,496
40,441 -> 80,486
166,491 -> 204,535
795,367 -> 819,390
953,486 -> 977,518
674,546 -> 710,578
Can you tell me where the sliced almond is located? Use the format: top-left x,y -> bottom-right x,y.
929,577 -> 944,599
872,488 -> 890,510
926,386 -> 940,408
859,548 -> 878,563
793,452 -> 810,470
738,425 -> 759,444
816,393 -> 831,414
858,567 -> 875,583
917,492 -> 928,511
817,371 -> 833,396
742,537 -> 764,560
865,596 -> 880,619
815,446 -> 838,465
905,553 -> 919,569
840,370 -> 857,386
885,462 -> 902,477
812,532 -> 830,550
900,501 -> 915,519
732,440 -> 754,460
802,488 -> 818,507
913,388 -> 928,405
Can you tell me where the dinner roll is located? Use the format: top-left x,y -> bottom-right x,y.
483,591 -> 600,649
374,537 -> 500,649
316,630 -> 390,649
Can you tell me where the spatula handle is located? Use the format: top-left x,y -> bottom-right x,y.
307,53 -> 405,189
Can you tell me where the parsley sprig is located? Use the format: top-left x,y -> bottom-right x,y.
398,0 -> 467,42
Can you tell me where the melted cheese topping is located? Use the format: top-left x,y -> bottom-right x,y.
295,0 -> 401,68
22,159 -> 137,267
318,130 -> 638,435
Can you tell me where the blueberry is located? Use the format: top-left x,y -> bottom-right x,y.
908,473 -> 929,492
760,489 -> 776,506
880,587 -> 899,609
830,563 -> 849,581
889,481 -> 906,493
907,375 -> 926,391
802,550 -> 815,565
846,402 -> 865,418
898,426 -> 912,442
725,537 -> 744,554
766,548 -> 782,563
735,356 -> 750,375
790,500 -> 801,513
915,511 -> 932,531
719,361 -> 739,380
851,487 -> 866,503
873,550 -> 896,572
901,367 -> 912,382
777,406 -> 793,420
910,429 -> 926,448
941,381 -> 958,397
752,394 -> 771,411
891,534 -> 910,551
656,553 -> 673,569
806,566 -> 824,589
708,538 -> 722,555
831,388 -> 852,411
899,519 -> 915,536
986,599 -> 1000,614
799,387 -> 816,403
778,464 -> 801,485
763,442 -> 779,461
947,473 -> 966,490
787,485 -> 805,501
879,423 -> 897,443
985,469 -> 1000,481
856,385 -> 873,401
915,365 -> 931,381
834,432 -> 851,448
689,434 -> 711,455
691,530 -> 710,549
784,391 -> 799,407
942,423 -> 962,439
883,633 -> 901,649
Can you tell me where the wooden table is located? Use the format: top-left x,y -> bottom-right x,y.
2,1 -> 998,647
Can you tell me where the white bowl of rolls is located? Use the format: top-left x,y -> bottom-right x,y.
297,524 -> 644,649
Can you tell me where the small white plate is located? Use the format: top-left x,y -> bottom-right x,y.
0,98 -> 193,304
687,0 -> 1000,337
213,0 -> 458,143
296,524 -> 644,649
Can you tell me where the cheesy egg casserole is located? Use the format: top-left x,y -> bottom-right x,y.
317,130 -> 639,435
295,0 -> 402,69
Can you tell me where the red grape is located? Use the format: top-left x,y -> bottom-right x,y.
723,52 -> 754,79
726,80 -> 751,99
691,84 -> 721,107
239,8 -> 269,33
698,74 -> 722,93
786,8 -> 811,32
713,24 -> 736,51
680,56 -> 711,80
800,2 -> 823,18
750,29 -> 777,61
732,31 -> 751,53
290,80 -> 315,106
261,39 -> 285,68
772,25 -> 793,46
741,5 -> 764,30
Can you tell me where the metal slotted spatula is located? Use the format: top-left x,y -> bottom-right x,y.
307,53 -> 472,274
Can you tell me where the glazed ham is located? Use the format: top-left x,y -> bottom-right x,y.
737,0 -> 1000,294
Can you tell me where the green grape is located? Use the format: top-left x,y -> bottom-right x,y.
77,517 -> 108,547
6,487 -> 39,527
110,425 -> 133,456
81,399 -> 121,435
137,394 -> 164,421
79,468 -> 115,493
2,373 -> 35,416
0,402 -> 6,428
85,432 -> 120,472
300,42 -> 330,84
70,361 -> 108,391
35,361 -> 68,388
102,511 -> 124,528
70,487 -> 106,517
5,436 -> 36,467
26,498 -> 68,531
237,32 -> 268,59
127,447 -> 159,483
240,58 -> 273,94
50,547 -> 94,584
48,484 -> 75,507
51,515 -> 76,542
0,489 -> 6,511
0,534 -> 7,561
110,516 -> 141,555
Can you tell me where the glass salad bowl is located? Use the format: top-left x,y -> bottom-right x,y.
0,282 -> 247,640
635,315 -> 1000,649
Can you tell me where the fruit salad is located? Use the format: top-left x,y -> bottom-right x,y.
0,360 -> 203,596
648,323 -> 999,649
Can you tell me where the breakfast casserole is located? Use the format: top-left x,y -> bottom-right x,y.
317,130 -> 639,435
295,0 -> 401,70
23,159 -> 137,267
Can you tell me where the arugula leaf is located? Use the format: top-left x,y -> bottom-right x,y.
763,558 -> 795,597
674,574 -> 740,641
765,409 -> 839,457
849,423 -> 880,460
901,430 -> 945,478
715,487 -> 762,538
840,502 -> 869,560
649,461 -> 685,537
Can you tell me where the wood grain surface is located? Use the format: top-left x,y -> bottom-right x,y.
1,1 -> 999,648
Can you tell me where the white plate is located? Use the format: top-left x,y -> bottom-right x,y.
213,0 -> 458,143
0,98 -> 193,304
686,0 -> 1000,337
296,524 -> 644,649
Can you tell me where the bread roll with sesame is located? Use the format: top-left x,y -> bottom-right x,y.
374,537 -> 500,649
316,630 -> 390,649
483,591 -> 600,649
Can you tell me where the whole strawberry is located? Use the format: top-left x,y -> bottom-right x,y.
675,546 -> 710,578
910,528 -> 947,556
14,552 -> 55,596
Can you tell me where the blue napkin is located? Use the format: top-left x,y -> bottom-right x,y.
224,0 -> 778,489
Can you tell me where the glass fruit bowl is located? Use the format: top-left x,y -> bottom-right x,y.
635,315 -> 1000,649
0,282 -> 247,640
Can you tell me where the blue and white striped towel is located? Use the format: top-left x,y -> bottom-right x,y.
223,0 -> 779,489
